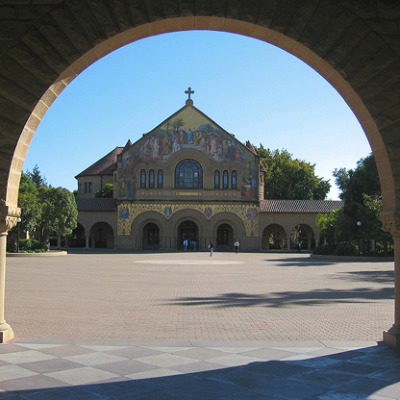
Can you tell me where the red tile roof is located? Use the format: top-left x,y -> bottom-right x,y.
260,199 -> 343,213
75,147 -> 123,178
76,198 -> 117,211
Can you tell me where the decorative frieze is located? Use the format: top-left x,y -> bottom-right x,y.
380,210 -> 400,238
0,201 -> 21,233
118,202 -> 259,237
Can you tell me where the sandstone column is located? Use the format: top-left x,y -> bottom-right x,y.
0,202 -> 19,343
381,210 -> 400,348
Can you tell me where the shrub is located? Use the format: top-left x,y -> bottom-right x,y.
333,242 -> 359,256
18,239 -> 48,253
313,244 -> 336,255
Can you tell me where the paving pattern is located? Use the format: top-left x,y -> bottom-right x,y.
1,252 -> 399,399
1,340 -> 400,399
4,252 -> 394,341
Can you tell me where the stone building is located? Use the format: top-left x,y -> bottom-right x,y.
75,93 -> 341,252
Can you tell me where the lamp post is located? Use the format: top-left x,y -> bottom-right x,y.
16,217 -> 21,253
357,220 -> 362,255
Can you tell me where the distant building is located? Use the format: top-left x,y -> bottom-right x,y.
74,91 -> 342,251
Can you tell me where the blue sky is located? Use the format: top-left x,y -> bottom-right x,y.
24,31 -> 372,199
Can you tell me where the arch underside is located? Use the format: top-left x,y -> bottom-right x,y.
0,1 -> 399,215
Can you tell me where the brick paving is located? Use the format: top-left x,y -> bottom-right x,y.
4,251 -> 394,342
1,252 -> 399,399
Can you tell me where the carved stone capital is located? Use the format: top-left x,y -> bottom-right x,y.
380,210 -> 400,238
0,200 -> 21,233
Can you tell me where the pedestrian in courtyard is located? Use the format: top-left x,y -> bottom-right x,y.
234,240 -> 240,254
209,241 -> 214,257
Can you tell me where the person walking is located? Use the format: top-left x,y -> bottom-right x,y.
209,241 -> 214,257
234,240 -> 240,254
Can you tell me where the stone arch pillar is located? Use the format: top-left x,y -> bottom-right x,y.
0,203 -> 20,342
381,210 -> 400,347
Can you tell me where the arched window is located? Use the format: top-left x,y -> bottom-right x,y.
175,159 -> 203,189
149,169 -> 155,188
214,170 -> 220,189
231,170 -> 237,189
223,170 -> 229,189
157,169 -> 163,188
140,169 -> 146,188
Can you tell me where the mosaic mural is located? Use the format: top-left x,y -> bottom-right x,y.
118,106 -> 259,201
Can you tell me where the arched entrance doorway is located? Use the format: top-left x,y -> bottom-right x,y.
90,222 -> 114,249
291,224 -> 315,252
1,2 -> 400,347
143,222 -> 160,250
178,220 -> 199,251
262,224 -> 286,250
68,223 -> 85,248
216,223 -> 233,251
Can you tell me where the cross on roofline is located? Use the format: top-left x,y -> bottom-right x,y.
185,87 -> 194,105
185,87 -> 194,99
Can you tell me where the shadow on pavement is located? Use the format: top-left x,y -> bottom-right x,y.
168,287 -> 394,308
334,270 -> 394,284
3,346 -> 400,400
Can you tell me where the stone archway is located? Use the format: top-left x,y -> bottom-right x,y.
90,222 -> 114,249
290,224 -> 315,252
177,220 -> 199,251
1,1 -> 400,346
142,222 -> 160,250
68,223 -> 85,248
262,224 -> 287,250
216,223 -> 234,252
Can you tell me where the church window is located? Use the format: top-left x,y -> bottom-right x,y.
149,169 -> 155,188
231,170 -> 237,189
214,170 -> 220,189
157,169 -> 163,188
140,169 -> 146,188
88,182 -> 92,193
223,170 -> 229,189
175,159 -> 203,189
84,182 -> 87,193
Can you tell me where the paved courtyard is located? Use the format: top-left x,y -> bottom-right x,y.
1,251 -> 399,399
4,251 -> 395,341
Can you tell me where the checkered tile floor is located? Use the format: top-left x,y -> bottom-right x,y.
1,340 -> 400,399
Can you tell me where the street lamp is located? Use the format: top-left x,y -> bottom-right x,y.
356,221 -> 362,255
16,217 -> 21,253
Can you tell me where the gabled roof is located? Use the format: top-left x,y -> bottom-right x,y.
75,147 -> 123,178
121,102 -> 255,158
260,199 -> 343,213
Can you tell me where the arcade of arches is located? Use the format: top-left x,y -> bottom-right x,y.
0,1 -> 400,348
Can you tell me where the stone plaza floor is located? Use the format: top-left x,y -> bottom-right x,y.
1,251 -> 399,399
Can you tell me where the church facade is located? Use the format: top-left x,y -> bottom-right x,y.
75,92 -> 342,252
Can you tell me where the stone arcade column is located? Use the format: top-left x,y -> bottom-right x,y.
381,210 -> 400,348
0,203 -> 19,343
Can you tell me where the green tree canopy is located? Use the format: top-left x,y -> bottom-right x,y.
95,183 -> 114,198
317,153 -> 391,255
18,172 -> 42,234
38,187 -> 78,243
27,164 -> 47,188
256,146 -> 330,200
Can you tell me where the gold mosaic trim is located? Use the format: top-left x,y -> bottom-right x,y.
118,202 -> 259,237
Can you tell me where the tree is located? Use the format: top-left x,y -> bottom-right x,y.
16,172 -> 42,238
95,184 -> 113,198
319,153 -> 392,255
257,145 -> 330,200
38,187 -> 78,247
27,164 -> 47,188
